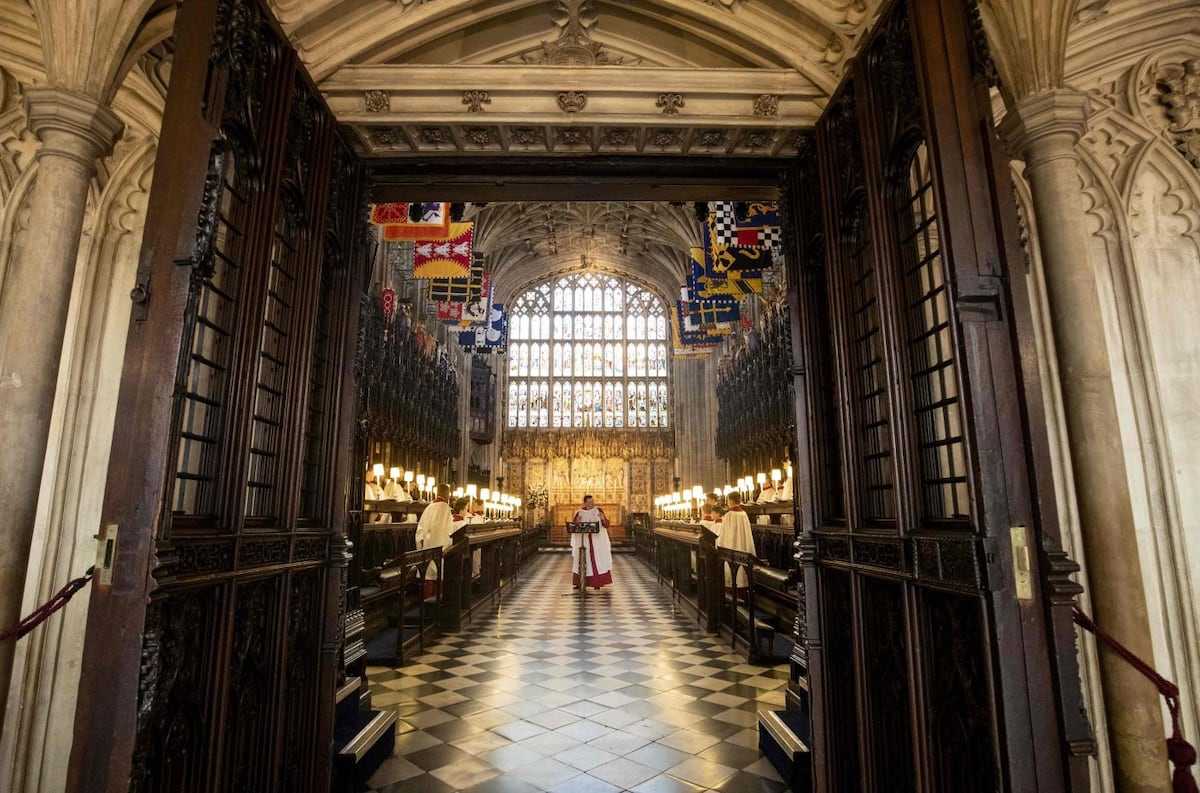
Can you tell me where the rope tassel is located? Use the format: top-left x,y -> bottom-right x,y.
1074,607 -> 1199,792
0,567 -> 95,642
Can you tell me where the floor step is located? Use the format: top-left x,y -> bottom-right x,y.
334,677 -> 362,723
758,708 -> 812,792
334,707 -> 397,787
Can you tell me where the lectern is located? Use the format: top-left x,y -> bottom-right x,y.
565,521 -> 600,598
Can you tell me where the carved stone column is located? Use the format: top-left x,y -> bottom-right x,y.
0,88 -> 123,726
1000,89 -> 1169,793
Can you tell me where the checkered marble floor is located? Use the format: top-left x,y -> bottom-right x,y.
365,553 -> 792,792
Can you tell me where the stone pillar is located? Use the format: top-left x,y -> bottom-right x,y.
1000,90 -> 1170,793
0,88 -> 122,729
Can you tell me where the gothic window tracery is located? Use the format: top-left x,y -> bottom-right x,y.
508,273 -> 668,428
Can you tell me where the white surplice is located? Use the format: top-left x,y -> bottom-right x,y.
570,506 -> 613,588
416,499 -> 453,580
716,507 -> 756,587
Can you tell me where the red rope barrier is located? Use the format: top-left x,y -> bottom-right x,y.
0,567 -> 95,642
1074,606 -> 1198,792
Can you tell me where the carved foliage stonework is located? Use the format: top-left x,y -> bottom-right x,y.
364,90 -> 390,113
753,94 -> 779,116
512,127 -> 546,146
370,127 -> 408,147
1156,58 -> 1200,167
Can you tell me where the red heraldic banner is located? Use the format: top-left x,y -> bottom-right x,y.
413,223 -> 474,278
372,202 -> 452,241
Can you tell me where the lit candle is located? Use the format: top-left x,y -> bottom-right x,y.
404,470 -> 414,485
466,483 -> 477,498
427,476 -> 436,500
771,469 -> 782,485
481,488 -> 491,501
372,463 -> 384,479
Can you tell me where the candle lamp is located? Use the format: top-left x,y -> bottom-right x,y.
466,483 -> 477,499
427,476 -> 436,501
372,463 -> 384,479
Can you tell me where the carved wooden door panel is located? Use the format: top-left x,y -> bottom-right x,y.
785,1 -> 1093,792
68,0 -> 370,791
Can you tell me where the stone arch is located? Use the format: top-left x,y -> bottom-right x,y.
1118,140 -> 1200,742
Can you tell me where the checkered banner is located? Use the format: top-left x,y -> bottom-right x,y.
710,200 -> 782,249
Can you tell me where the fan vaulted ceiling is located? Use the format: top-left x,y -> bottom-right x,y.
270,0 -> 885,157
469,201 -> 701,303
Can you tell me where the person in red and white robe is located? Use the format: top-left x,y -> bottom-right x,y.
416,484 -> 453,597
717,491 -> 756,589
571,494 -> 613,589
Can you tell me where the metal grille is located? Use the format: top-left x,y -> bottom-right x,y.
174,168 -> 248,515
897,145 -> 968,521
299,268 -> 333,521
813,262 -> 846,521
245,212 -> 299,518
844,203 -> 895,521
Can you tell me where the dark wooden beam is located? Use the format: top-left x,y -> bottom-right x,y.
364,153 -> 787,202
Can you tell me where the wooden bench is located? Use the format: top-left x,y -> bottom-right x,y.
361,546 -> 442,664
718,548 -> 777,663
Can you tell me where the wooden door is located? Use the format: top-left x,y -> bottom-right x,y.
783,1 -> 1094,791
67,0 -> 371,790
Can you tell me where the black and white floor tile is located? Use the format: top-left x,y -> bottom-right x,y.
365,553 -> 791,792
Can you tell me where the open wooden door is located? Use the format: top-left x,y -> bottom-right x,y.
67,0 -> 371,790
784,1 -> 1095,791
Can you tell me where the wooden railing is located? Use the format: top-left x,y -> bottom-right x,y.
649,516 -> 798,663
358,504 -> 537,666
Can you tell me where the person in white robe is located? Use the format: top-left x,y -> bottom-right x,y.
364,469 -> 391,524
468,497 -> 486,577
717,491 -> 756,589
571,494 -> 613,589
699,493 -> 720,536
778,471 -> 794,502
415,484 -> 454,597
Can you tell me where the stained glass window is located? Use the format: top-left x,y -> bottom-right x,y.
507,273 -> 669,429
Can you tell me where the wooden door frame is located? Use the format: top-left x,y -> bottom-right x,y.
65,0 -> 1088,789
66,0 -> 372,789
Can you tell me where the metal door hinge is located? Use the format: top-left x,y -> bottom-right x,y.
95,524 -> 118,587
1010,525 -> 1033,601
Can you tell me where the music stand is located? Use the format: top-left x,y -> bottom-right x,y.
565,521 -> 601,598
